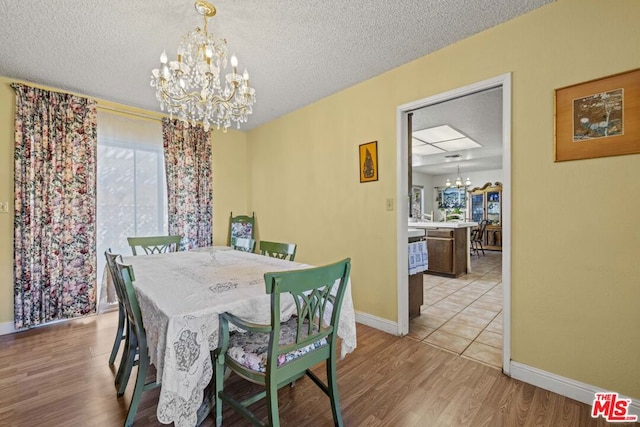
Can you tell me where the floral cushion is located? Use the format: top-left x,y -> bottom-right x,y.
230,222 -> 253,240
226,317 -> 328,373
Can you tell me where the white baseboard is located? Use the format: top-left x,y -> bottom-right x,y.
355,311 -> 399,335
511,361 -> 640,416
0,314 -> 109,336
0,321 -> 16,336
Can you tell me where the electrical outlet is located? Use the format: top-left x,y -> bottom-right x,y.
386,198 -> 394,211
0,201 -> 8,213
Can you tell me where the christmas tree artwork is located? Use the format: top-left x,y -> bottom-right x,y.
362,148 -> 375,179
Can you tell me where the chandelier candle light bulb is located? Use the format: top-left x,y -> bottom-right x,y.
150,1 -> 256,131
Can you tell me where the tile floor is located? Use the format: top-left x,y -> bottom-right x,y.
408,250 -> 503,369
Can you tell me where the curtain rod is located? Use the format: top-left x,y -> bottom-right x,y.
11,79 -> 166,123
96,104 -> 166,122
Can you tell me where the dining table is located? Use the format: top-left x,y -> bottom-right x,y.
116,246 -> 357,427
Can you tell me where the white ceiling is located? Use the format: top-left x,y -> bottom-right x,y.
412,86 -> 503,175
0,0 -> 553,131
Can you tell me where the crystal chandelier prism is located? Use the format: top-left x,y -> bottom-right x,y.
150,1 -> 256,131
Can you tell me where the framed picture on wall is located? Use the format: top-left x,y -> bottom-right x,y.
410,186 -> 423,218
555,68 -> 640,161
359,141 -> 378,182
437,187 -> 466,209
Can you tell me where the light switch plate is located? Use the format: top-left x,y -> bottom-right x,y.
0,201 -> 9,213
386,198 -> 394,211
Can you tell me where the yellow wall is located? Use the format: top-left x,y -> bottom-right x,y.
0,0 -> 638,402
247,0 -> 640,399
0,77 -> 15,326
211,129 -> 249,245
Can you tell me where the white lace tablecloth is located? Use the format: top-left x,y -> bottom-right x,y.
122,247 -> 357,427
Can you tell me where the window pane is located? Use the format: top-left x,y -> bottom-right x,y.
96,111 -> 166,310
136,150 -> 165,236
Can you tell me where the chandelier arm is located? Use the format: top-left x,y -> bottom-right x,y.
159,88 -> 235,108
157,85 -> 204,106
205,76 -> 239,105
158,74 -> 238,106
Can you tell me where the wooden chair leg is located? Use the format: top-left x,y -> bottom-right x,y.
326,356 -> 344,427
109,304 -> 126,365
117,330 -> 137,397
115,319 -> 132,384
125,345 -> 148,427
266,379 -> 280,427
214,356 -> 225,427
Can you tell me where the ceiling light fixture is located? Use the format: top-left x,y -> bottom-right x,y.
445,165 -> 472,188
150,1 -> 255,131
412,125 -> 482,156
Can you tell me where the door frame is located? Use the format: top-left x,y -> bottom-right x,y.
395,73 -> 512,374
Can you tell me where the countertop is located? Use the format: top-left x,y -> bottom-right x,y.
408,228 -> 427,238
408,221 -> 478,229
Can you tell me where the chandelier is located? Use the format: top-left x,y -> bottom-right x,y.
445,165 -> 471,188
150,1 -> 256,131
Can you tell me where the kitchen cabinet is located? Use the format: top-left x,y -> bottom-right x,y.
425,228 -> 467,277
469,182 -> 502,251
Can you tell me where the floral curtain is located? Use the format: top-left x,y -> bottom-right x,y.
162,118 -> 212,250
12,83 -> 97,329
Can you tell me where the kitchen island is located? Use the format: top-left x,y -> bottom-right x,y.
408,221 -> 477,277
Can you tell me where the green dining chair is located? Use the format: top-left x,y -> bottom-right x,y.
105,250 -> 127,369
105,251 -> 137,397
228,212 -> 255,247
114,259 -> 161,427
127,235 -> 182,256
232,237 -> 256,253
213,258 -> 351,427
259,240 -> 297,261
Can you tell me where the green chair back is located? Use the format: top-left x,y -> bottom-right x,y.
259,240 -> 297,261
114,259 -> 160,426
232,237 -> 256,253
127,235 -> 181,256
213,258 -> 351,427
228,211 -> 255,247
106,250 -> 136,396
105,250 -> 127,368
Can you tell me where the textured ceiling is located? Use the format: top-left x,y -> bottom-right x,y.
0,0 -> 553,131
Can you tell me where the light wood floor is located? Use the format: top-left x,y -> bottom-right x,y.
0,312 -> 631,426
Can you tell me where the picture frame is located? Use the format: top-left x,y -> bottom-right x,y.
359,141 -> 378,182
437,187 -> 466,209
410,185 -> 423,218
555,68 -> 640,162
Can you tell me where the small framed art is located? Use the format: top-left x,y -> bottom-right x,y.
359,141 -> 378,182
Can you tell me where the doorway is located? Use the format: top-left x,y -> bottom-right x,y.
395,74 -> 512,374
